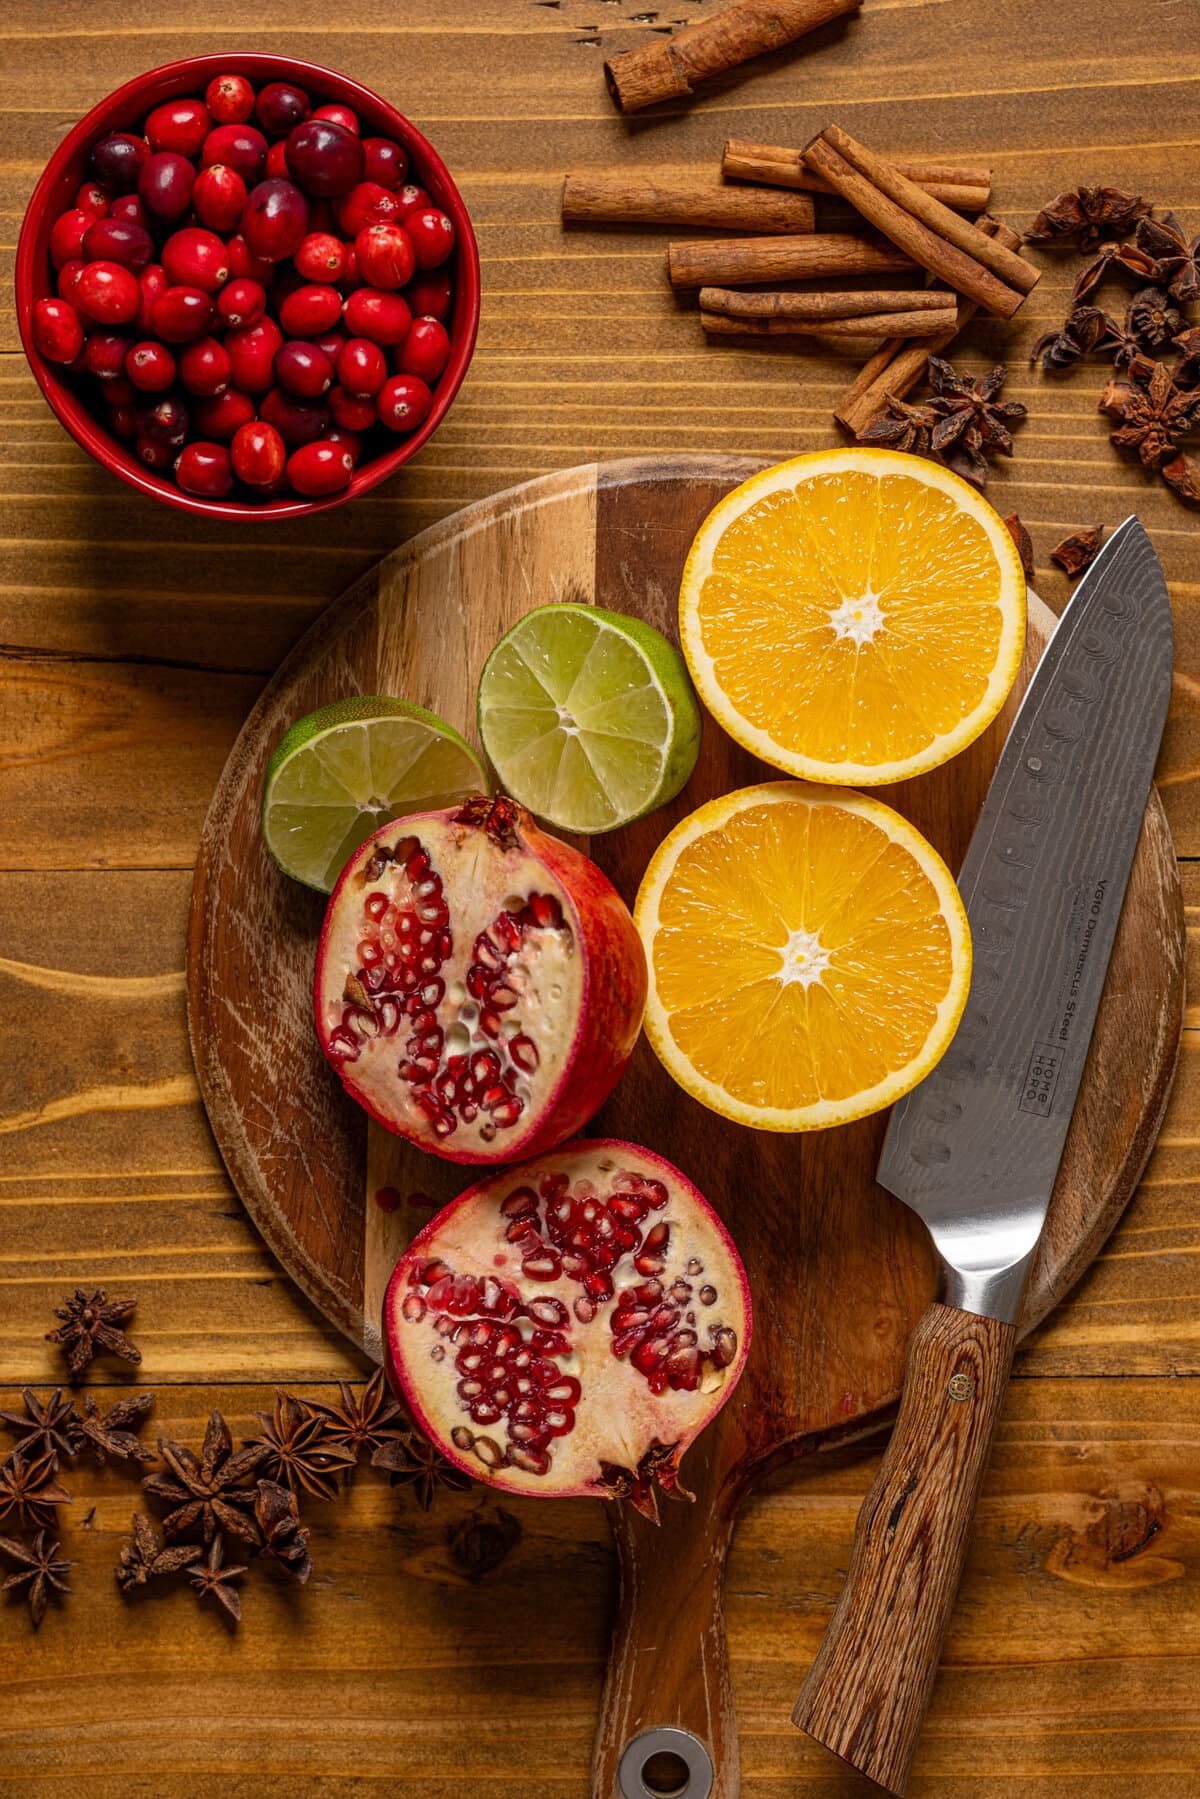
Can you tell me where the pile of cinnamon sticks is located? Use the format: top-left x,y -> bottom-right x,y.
562,124 -> 1039,433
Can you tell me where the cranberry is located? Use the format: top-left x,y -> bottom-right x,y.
125,339 -> 178,392
225,233 -> 274,284
344,287 -> 411,345
83,331 -> 132,380
136,263 -> 168,331
279,283 -> 343,337
57,259 -> 85,300
162,226 -> 231,293
295,231 -> 347,282
241,178 -> 309,261
312,102 -> 359,134
217,276 -> 267,328
176,441 -> 234,498
82,216 -> 154,271
274,339 -> 335,398
377,372 -> 432,433
151,284 -> 215,343
255,81 -> 311,137
395,183 -> 432,221
106,374 -> 134,407
139,394 -> 190,444
74,260 -> 141,325
136,433 -> 174,471
31,297 -> 84,364
356,222 -> 415,290
180,335 -> 234,396
194,388 -> 256,440
231,419 -> 287,486
341,245 -> 360,287
405,269 -> 453,321
193,163 -> 247,233
399,316 -> 451,383
337,336 -> 388,397
362,137 -> 407,190
285,118 -> 364,198
407,208 -> 455,271
266,139 -> 290,179
90,132 -> 149,194
206,73 -> 255,125
109,404 -> 137,439
49,209 -> 92,269
337,181 -> 402,236
324,425 -> 363,464
109,193 -> 147,228
202,123 -> 268,184
329,385 -> 377,430
260,386 -> 330,446
286,438 -> 355,496
138,151 -> 196,223
225,317 -> 284,392
314,330 -> 347,364
75,181 -> 111,219
145,98 -> 211,159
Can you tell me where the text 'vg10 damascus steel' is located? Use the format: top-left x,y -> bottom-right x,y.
793,517 -> 1174,1798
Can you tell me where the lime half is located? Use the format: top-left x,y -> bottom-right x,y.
262,697 -> 488,891
477,604 -> 702,834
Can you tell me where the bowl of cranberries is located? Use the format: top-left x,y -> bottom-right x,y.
16,55 -> 479,517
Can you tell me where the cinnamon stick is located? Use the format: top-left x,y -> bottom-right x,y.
722,138 -> 991,211
562,173 -> 814,234
703,307 -> 958,338
669,232 -> 915,290
605,0 -> 862,113
701,285 -> 955,320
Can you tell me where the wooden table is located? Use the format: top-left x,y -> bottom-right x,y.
1,1 -> 1198,1792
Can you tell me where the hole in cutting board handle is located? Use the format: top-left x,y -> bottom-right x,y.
617,1728 -> 714,1799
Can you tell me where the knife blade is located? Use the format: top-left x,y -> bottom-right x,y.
793,516 -> 1174,1796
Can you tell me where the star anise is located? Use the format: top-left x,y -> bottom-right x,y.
1163,454 -> 1200,505
302,1369 -> 411,1478
926,358 -> 1027,489
1025,185 -> 1150,249
244,1390 -> 357,1502
1071,239 -> 1157,305
1031,304 -> 1112,372
45,1288 -> 140,1381
76,1392 -> 156,1467
115,1512 -> 203,1592
1174,327 -> 1200,390
371,1432 -> 472,1510
0,1530 -> 72,1628
1051,527 -> 1103,576
1003,513 -> 1035,580
188,1534 -> 247,1623
1100,360 -> 1200,469
254,1480 -> 312,1583
142,1410 -> 265,1545
1127,285 -> 1185,351
855,393 -> 939,456
1136,213 -> 1200,303
0,1451 -> 70,1531
0,1389 -> 81,1466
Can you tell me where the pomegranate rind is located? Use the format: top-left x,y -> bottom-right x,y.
382,1139 -> 751,1502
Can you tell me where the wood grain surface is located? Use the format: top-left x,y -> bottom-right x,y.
2,0 -> 1199,1792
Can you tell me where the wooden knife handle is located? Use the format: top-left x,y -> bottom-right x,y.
792,1300 -> 1016,1795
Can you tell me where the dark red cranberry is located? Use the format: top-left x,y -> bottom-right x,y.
139,394 -> 190,444
399,316 -> 451,383
194,388 -> 256,440
407,208 -> 455,270
231,418 -> 287,486
266,140 -> 290,179
136,263 -> 168,331
285,118 -> 364,198
295,231 -> 347,282
286,437 -> 355,496
75,180 -> 111,219
329,385 -> 377,431
105,374 -> 134,407
162,227 -> 231,293
136,433 -> 175,471
260,386 -> 330,446
274,340 -> 335,399
405,269 -> 453,321
145,98 -> 211,159
82,216 -> 154,271
395,183 -> 432,221
31,297 -> 84,364
90,132 -> 149,194
125,339 -> 178,392
255,81 -> 311,137
176,441 -> 234,498
193,163 -> 247,234
138,151 -> 196,223
108,403 -> 137,439
49,209 -> 92,270
311,102 -> 359,134
241,178 -> 309,262
336,181 -> 402,236
74,260 -> 141,325
83,331 -> 133,380
343,287 -> 411,345
341,245 -> 359,286
225,233 -> 274,284
180,335 -> 234,396
201,123 -> 268,184
356,222 -> 415,290
109,193 -> 147,228
151,284 -> 215,343
324,425 -> 363,464
225,317 -> 284,392
362,137 -> 407,190
57,259 -> 86,301
377,372 -> 432,432
279,283 -> 343,337
206,73 -> 255,125
337,336 -> 388,397
313,330 -> 346,364
217,276 -> 267,328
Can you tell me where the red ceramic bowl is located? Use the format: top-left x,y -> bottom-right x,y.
15,53 -> 480,520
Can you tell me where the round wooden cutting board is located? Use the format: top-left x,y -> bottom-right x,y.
188,455 -> 1183,1798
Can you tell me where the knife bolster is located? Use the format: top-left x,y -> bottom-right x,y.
940,1245 -> 1034,1324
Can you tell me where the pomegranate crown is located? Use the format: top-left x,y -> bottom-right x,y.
453,793 -> 525,848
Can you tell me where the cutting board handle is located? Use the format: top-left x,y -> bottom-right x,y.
792,1300 -> 1016,1795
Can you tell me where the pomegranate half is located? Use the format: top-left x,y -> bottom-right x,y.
314,796 -> 647,1163
383,1139 -> 751,1516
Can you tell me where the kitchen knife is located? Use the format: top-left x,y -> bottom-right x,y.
791,516 -> 1174,1796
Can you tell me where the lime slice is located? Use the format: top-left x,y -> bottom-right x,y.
477,604 -> 702,834
261,697 -> 488,891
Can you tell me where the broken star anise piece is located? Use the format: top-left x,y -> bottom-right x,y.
45,1288 -> 141,1381
255,1479 -> 312,1583
1128,285 -> 1185,352
1051,527 -> 1104,576
855,393 -> 939,456
0,1450 -> 70,1532
1031,304 -> 1112,372
77,1392 -> 156,1467
1173,327 -> 1200,390
1071,239 -> 1157,305
1025,185 -> 1150,249
245,1390 -> 357,1502
302,1369 -> 411,1478
1136,213 -> 1200,303
926,358 -> 1028,490
0,1530 -> 72,1628
142,1409 -> 266,1545
1003,513 -> 1035,581
0,1388 -> 81,1466
1163,454 -> 1200,505
115,1512 -> 203,1592
371,1431 -> 472,1511
188,1534 -> 247,1623
1100,360 -> 1200,469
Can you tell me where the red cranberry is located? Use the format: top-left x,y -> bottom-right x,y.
109,193 -> 147,228
225,317 -> 284,392
312,102 -> 359,134
151,284 -> 215,343
341,245 -> 359,286
202,123 -> 268,184
176,441 -> 234,498
109,404 -> 137,439
279,283 -> 343,337
125,339 -> 178,392
329,385 -> 377,430
356,222 -> 415,290
405,269 -> 453,321
74,260 -> 141,325
194,388 -> 256,439
377,372 -> 432,433
75,180 -> 111,219
231,419 -> 286,486
337,336 -> 388,397
285,118 -> 364,198
217,276 -> 267,328
139,394 -> 190,444
82,216 -> 154,271
343,287 -> 411,345
399,316 -> 451,383
162,226 -> 231,293
260,386 -> 330,446
362,137 -> 407,190
324,425 -> 363,463
274,340 -> 335,398
395,183 -> 432,220
286,438 -> 355,496
49,209 -> 92,270
295,231 -> 347,282
255,81 -> 311,137
180,335 -> 234,396
145,98 -> 211,159
57,259 -> 85,301
337,181 -> 401,236
313,330 -> 346,364
225,233 -> 273,284
241,178 -> 309,262
193,163 -> 247,233
136,263 -> 168,331
90,132 -> 149,194
83,331 -> 133,380
266,140 -> 290,179
31,297 -> 84,364
206,73 -> 255,125
138,151 -> 196,223
136,433 -> 175,471
407,208 -> 455,271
